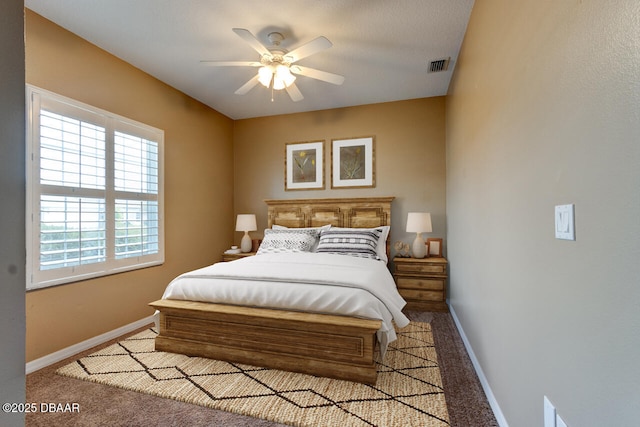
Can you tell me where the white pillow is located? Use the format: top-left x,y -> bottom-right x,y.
272,224 -> 331,251
256,228 -> 320,255
327,226 -> 390,262
376,225 -> 391,262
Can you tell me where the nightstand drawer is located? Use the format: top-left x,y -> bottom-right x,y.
394,263 -> 446,275
399,289 -> 444,302
396,277 -> 444,291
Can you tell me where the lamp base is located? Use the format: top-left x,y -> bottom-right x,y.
412,233 -> 426,258
241,232 -> 252,253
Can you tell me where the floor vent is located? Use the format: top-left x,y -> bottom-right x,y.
428,57 -> 450,73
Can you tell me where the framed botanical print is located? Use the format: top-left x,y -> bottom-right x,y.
331,136 -> 375,188
285,141 -> 324,190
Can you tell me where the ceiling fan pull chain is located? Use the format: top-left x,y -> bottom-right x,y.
271,76 -> 275,102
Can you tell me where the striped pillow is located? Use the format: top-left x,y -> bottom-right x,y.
316,228 -> 382,259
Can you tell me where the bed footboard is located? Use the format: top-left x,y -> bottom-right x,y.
149,299 -> 382,384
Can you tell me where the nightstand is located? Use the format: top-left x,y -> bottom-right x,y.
221,252 -> 256,262
392,257 -> 448,312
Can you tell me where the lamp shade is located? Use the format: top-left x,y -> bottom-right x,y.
406,212 -> 433,233
235,214 -> 257,232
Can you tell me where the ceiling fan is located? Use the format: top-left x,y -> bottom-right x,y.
201,28 -> 345,102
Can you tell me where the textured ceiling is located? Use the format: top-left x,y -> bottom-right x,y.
25,0 -> 474,119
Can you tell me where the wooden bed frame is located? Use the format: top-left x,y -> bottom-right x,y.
150,196 -> 394,384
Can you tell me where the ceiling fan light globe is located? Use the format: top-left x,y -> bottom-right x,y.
275,65 -> 296,88
258,66 -> 273,88
273,78 -> 285,90
275,64 -> 290,76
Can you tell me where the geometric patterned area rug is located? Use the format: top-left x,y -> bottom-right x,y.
57,321 -> 449,427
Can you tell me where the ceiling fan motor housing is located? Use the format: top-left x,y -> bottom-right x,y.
267,31 -> 285,46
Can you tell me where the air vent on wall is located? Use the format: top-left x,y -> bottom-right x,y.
428,57 -> 450,73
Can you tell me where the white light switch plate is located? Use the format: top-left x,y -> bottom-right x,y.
555,204 -> 575,240
556,414 -> 568,427
544,396 -> 557,427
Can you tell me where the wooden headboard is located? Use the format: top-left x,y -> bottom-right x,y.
264,197 -> 395,258
264,197 -> 394,228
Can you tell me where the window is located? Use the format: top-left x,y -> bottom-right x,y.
26,85 -> 164,290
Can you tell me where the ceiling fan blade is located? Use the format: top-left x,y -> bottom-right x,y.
200,60 -> 261,67
285,36 -> 332,63
232,28 -> 271,57
290,65 -> 345,85
234,75 -> 260,95
285,83 -> 304,102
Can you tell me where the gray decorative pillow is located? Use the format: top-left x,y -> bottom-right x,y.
272,224 -> 331,251
316,228 -> 382,259
256,229 -> 320,255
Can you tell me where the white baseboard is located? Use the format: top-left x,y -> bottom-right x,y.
449,304 -> 509,427
26,315 -> 155,374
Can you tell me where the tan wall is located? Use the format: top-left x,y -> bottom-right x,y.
446,1 -> 640,426
233,98 -> 446,249
25,10 -> 234,362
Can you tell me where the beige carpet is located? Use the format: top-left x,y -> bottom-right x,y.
57,321 -> 449,427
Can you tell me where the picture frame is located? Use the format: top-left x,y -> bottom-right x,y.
331,136 -> 375,188
285,141 -> 324,191
426,238 -> 443,257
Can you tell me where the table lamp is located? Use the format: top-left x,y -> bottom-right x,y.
406,212 -> 432,258
235,214 -> 257,253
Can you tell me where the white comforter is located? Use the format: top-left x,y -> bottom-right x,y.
160,252 -> 409,355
